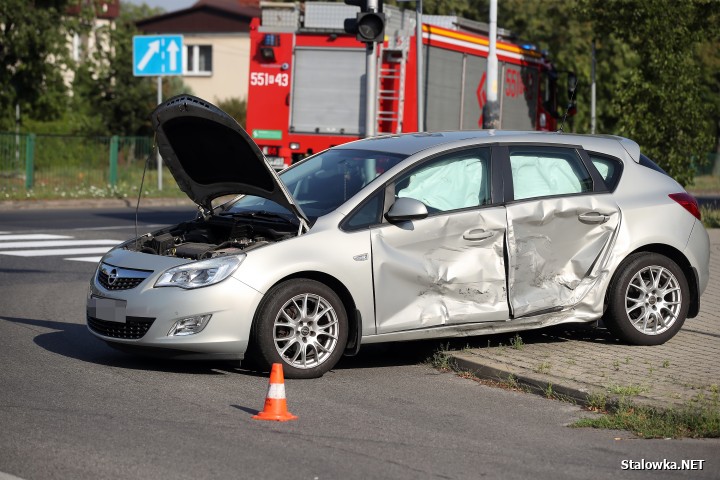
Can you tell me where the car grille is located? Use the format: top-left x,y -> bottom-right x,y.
97,263 -> 152,291
87,315 -> 155,339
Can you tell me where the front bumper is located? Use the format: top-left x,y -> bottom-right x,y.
87,257 -> 264,359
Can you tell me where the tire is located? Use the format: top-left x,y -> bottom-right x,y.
251,279 -> 348,379
604,252 -> 689,346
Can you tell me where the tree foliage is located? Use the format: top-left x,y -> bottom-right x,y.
582,0 -> 719,185
457,0 -> 719,185
3,0 -> 719,185
72,2 -> 169,136
0,0 -> 72,129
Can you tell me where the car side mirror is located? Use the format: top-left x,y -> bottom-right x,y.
385,197 -> 428,222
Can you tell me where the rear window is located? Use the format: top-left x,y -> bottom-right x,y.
639,154 -> 669,176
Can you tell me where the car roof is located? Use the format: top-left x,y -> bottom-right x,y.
335,130 -> 640,163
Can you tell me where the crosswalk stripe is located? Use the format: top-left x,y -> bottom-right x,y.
0,239 -> 121,250
0,234 -> 71,241
65,256 -> 104,263
0,247 -> 114,257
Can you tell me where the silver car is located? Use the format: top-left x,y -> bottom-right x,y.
87,95 -> 710,378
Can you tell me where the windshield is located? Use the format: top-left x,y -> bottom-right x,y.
226,148 -> 407,221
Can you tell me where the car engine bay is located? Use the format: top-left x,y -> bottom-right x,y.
124,213 -> 297,260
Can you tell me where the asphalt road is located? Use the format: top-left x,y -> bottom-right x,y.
1,207 -> 718,480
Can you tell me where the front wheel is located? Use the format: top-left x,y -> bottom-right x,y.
604,252 -> 689,345
251,279 -> 348,379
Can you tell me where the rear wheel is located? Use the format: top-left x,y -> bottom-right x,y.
604,252 -> 688,345
251,279 -> 348,379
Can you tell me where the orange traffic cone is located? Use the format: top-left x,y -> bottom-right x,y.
253,363 -> 298,421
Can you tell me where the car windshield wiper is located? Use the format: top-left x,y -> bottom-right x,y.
226,210 -> 297,223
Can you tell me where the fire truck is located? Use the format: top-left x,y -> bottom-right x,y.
246,1 -> 565,168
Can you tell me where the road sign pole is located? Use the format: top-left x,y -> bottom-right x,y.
133,34 -> 184,192
157,76 -> 163,191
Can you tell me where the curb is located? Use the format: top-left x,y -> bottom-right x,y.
449,352 -> 679,410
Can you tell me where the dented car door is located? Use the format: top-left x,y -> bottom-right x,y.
503,145 -> 621,317
371,148 -> 509,334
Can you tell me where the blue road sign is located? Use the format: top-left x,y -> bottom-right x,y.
133,35 -> 184,76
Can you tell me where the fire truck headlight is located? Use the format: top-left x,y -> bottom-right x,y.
290,143 -> 300,150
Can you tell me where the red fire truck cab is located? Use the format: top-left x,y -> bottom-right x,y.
246,2 -> 563,169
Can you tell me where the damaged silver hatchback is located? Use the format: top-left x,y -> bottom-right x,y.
87,95 -> 710,378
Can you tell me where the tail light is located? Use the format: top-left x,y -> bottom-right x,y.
669,193 -> 701,220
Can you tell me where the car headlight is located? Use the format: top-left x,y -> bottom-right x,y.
155,255 -> 244,289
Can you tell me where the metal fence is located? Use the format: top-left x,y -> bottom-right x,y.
0,132 -> 178,196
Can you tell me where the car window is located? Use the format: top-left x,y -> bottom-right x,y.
509,146 -> 592,201
639,153 -> 669,176
343,190 -> 384,230
227,149 -> 406,221
589,153 -> 623,191
394,148 -> 491,213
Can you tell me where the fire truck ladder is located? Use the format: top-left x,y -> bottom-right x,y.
376,44 -> 408,134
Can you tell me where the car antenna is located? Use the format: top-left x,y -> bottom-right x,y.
557,80 -> 578,133
135,136 -> 155,249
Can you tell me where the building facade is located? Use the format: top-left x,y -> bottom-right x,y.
136,0 -> 259,103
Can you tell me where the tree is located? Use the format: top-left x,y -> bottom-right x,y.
0,0 -> 72,130
583,0 -> 720,185
463,0 -> 719,185
71,2 -> 170,136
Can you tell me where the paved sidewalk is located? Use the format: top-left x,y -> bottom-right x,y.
451,229 -> 720,409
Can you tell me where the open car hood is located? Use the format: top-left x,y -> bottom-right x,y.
151,95 -> 308,225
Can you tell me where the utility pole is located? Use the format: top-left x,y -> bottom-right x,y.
591,39 -> 597,134
364,0 -> 379,137
415,0 -> 424,132
482,0 -> 500,129
345,0 -> 385,137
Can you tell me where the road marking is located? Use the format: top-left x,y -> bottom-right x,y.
0,239 -> 121,249
0,233 -> 124,264
0,234 -> 71,241
0,247 -> 115,257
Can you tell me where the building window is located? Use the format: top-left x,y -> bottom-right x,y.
185,45 -> 212,75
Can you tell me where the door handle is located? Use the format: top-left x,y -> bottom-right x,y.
578,212 -> 610,224
463,229 -> 494,241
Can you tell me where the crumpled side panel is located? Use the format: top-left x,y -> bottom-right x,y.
507,195 -> 620,317
371,208 -> 508,333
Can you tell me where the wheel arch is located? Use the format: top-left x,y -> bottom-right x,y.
258,271 -> 361,354
614,243 -> 699,318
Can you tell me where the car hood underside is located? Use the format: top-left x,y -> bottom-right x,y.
152,94 -> 308,224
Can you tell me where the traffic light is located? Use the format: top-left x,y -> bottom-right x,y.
344,0 -> 385,43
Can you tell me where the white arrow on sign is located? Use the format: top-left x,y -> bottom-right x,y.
137,40 -> 160,71
167,40 -> 180,72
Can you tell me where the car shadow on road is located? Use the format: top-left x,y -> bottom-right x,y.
3,315 -> 621,375
2,316 -> 250,375
335,323 -> 621,370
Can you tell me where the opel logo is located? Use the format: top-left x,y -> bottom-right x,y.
107,269 -> 119,285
